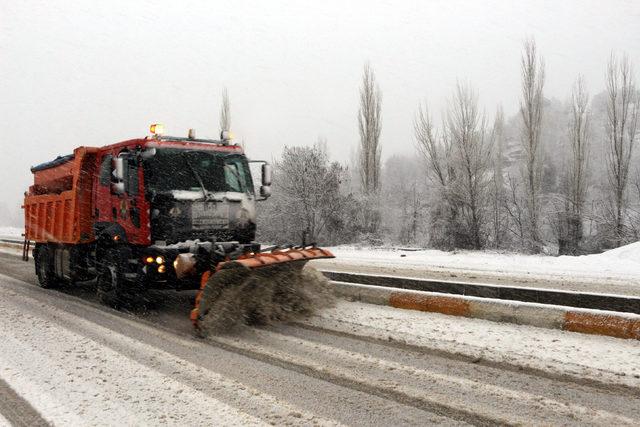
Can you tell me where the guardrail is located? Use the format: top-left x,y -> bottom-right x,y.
0,238 -> 26,245
321,270 -> 640,315
0,238 -> 33,261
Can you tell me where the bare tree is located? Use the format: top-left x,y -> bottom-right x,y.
414,84 -> 492,250
605,53 -> 639,245
630,169 -> 640,238
504,173 -> 527,243
489,106 -> 506,247
358,63 -> 382,195
259,141 -> 345,244
634,169 -> 640,210
396,182 -> 425,245
414,101 -> 458,249
568,77 -> 590,214
219,87 -> 231,134
559,76 -> 590,254
415,102 -> 451,188
380,156 -> 427,245
446,83 -> 493,249
519,38 -> 545,252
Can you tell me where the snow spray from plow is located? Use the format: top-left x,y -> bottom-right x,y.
190,247 -> 335,336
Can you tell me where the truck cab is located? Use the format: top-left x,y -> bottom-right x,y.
94,135 -> 267,246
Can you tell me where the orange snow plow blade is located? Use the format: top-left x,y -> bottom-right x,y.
191,247 -> 334,333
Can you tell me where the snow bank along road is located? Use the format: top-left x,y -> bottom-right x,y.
314,244 -> 640,297
1,252 -> 640,425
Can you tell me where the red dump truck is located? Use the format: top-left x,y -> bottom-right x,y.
24,126 -> 333,330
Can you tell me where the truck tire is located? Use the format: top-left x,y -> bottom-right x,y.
96,245 -> 146,308
96,249 -> 130,308
34,245 -> 57,289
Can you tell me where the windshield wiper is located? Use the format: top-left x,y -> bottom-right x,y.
182,152 -> 211,201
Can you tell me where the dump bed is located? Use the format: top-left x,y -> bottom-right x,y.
24,147 -> 99,244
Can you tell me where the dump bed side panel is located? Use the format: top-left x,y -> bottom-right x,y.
24,148 -> 98,244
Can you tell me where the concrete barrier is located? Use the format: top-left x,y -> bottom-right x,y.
333,281 -> 640,340
322,270 -> 640,315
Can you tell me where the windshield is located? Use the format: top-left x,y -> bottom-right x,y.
143,148 -> 254,195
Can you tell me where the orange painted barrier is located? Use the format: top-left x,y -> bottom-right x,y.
563,312 -> 640,340
389,292 -> 471,316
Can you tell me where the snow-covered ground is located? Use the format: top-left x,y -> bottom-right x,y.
312,242 -> 640,296
0,227 -> 22,240
324,243 -> 640,279
307,300 -> 640,388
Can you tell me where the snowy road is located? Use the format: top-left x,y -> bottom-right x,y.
1,252 -> 640,426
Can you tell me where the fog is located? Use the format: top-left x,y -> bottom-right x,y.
1,0 -> 639,225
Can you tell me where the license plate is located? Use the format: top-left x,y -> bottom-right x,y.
191,202 -> 229,229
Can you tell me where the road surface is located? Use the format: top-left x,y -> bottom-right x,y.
0,251 -> 639,426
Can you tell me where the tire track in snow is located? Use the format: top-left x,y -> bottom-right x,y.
0,299 -> 271,426
209,328 -> 640,426
292,310 -> 640,397
0,273 -> 453,426
0,281 -> 344,426
3,272 -> 482,424
0,377 -> 48,427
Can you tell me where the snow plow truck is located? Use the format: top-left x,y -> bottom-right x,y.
23,125 -> 334,333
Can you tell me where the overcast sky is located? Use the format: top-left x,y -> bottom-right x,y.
1,0 -> 639,222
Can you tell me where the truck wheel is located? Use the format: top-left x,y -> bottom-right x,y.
35,245 -> 57,289
96,251 -> 128,308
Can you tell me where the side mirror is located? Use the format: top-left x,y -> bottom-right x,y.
260,185 -> 271,199
140,147 -> 157,160
261,163 -> 272,186
112,157 -> 125,181
111,181 -> 125,195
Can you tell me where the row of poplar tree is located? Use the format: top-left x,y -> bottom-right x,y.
220,39 -> 639,255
